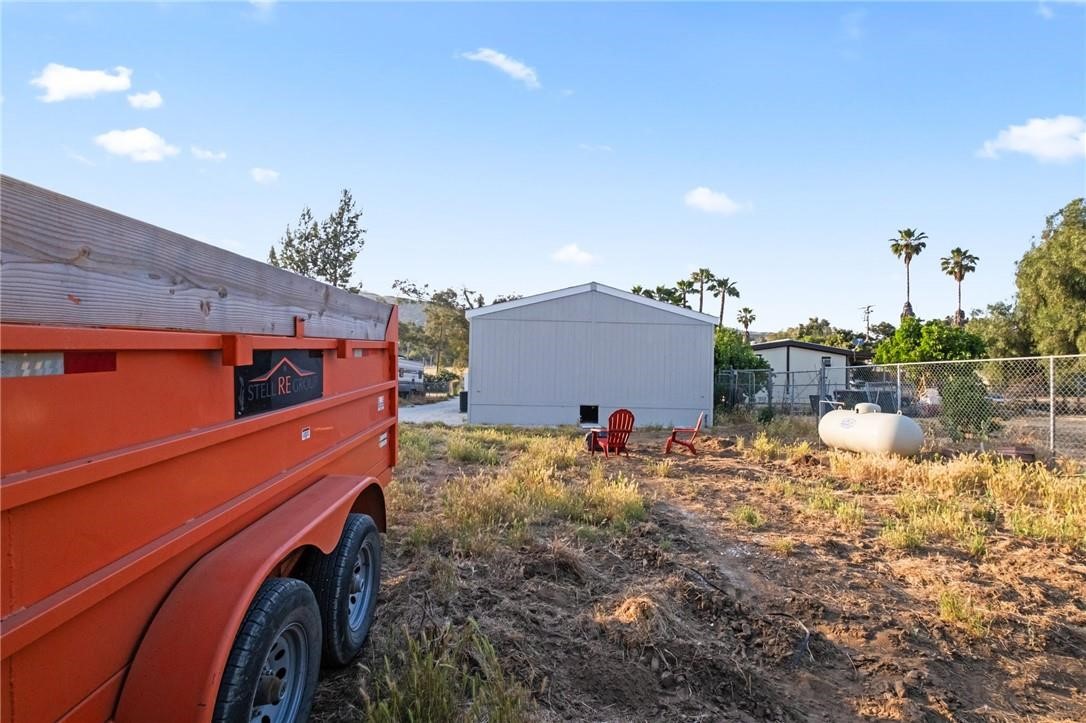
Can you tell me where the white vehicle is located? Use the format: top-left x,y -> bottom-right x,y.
398,357 -> 425,395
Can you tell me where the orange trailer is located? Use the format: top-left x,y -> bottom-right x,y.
0,176 -> 397,722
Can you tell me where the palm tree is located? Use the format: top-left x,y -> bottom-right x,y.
707,276 -> 740,328
940,247 -> 979,327
690,268 -> 714,313
737,307 -> 756,343
675,279 -> 696,309
654,285 -> 686,306
630,284 -> 655,300
889,228 -> 928,318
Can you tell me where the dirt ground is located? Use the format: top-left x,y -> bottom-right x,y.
312,427 -> 1086,722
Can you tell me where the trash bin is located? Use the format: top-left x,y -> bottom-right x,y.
459,391 -> 468,413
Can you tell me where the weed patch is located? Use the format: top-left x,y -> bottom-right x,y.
733,505 -> 765,529
362,622 -> 528,723
937,588 -> 988,637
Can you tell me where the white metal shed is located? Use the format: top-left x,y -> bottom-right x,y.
464,282 -> 716,427
751,339 -> 853,406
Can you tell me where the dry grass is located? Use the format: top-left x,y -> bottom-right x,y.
446,432 -> 501,465
398,426 -> 440,468
736,432 -> 813,464
361,622 -> 529,723
649,458 -> 675,478
830,452 -> 1085,551
769,537 -> 796,556
402,429 -> 646,555
593,594 -> 670,648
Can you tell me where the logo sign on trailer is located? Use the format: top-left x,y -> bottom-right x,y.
235,350 -> 324,418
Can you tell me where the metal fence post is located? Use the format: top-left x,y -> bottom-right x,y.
895,365 -> 902,413
1049,356 -> 1056,453
817,366 -> 826,419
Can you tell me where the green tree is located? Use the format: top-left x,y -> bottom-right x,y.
654,285 -> 688,306
889,228 -> 928,318
871,321 -> 897,341
425,289 -> 470,371
269,190 -> 366,291
873,316 -> 986,363
631,284 -> 688,307
767,317 -> 857,349
398,321 -> 433,362
675,279 -> 696,307
1016,198 -> 1086,354
707,276 -> 740,328
391,280 -> 520,372
736,307 -> 756,343
690,268 -> 714,313
714,327 -> 770,371
714,327 -> 771,409
940,247 -> 979,327
966,302 -> 1033,358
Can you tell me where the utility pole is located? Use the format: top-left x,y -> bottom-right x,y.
859,305 -> 874,338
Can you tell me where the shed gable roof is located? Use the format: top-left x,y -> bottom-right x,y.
465,282 -> 717,324
751,339 -> 854,355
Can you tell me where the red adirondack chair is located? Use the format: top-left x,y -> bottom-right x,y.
665,412 -> 704,456
590,408 -> 635,457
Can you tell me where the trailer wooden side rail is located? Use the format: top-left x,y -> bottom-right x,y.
0,176 -> 399,723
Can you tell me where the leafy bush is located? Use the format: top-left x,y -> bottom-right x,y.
940,372 -> 999,441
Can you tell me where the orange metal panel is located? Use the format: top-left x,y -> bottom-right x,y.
1,322 -> 397,722
57,669 -> 127,723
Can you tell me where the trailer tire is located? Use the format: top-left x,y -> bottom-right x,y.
213,578 -> 321,723
302,513 -> 381,666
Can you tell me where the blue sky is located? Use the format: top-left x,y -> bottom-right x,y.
3,1 -> 1084,332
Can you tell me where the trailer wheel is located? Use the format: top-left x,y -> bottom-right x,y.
213,578 -> 321,723
302,513 -> 381,666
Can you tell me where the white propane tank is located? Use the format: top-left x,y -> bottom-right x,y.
818,408 -> 924,456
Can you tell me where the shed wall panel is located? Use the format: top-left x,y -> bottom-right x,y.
467,290 -> 712,427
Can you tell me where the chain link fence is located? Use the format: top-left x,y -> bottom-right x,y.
717,355 -> 1086,460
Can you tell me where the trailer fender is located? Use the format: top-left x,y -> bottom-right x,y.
114,474 -> 378,723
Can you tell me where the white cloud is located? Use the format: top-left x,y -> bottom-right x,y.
63,147 -> 95,166
841,9 -> 866,40
578,143 -> 613,153
191,145 -> 227,161
127,90 -> 163,109
683,187 -> 746,216
1037,3 -> 1054,19
248,0 -> 276,19
94,128 -> 179,162
250,167 -> 280,184
551,244 -> 596,265
461,48 -> 540,89
31,63 -> 132,102
978,115 -> 1086,162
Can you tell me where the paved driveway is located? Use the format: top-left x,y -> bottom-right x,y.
398,398 -> 466,425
